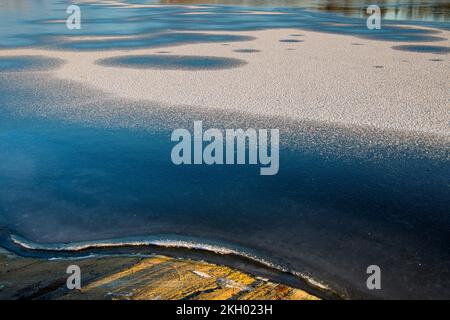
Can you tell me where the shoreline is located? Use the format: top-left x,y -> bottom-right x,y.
0,229 -> 342,299
0,246 -> 321,300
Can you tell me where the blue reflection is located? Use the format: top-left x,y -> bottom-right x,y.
0,1 -> 448,52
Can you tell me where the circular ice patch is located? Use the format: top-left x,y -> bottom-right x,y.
97,55 -> 247,70
0,56 -> 64,72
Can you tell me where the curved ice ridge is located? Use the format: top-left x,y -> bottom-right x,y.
10,234 -> 330,291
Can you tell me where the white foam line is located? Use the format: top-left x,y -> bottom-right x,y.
10,234 -> 331,292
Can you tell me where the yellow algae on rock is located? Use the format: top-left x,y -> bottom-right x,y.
81,255 -> 171,291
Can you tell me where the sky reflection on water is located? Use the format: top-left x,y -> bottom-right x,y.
0,0 -> 449,49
